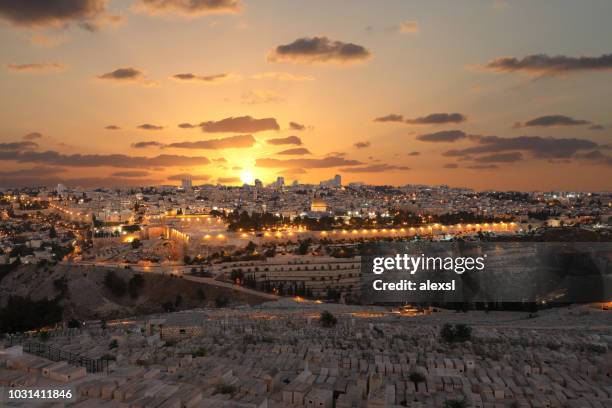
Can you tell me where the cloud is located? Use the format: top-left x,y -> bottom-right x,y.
406,113 -> 467,125
0,0 -> 120,30
576,151 -> 612,167
466,164 -> 498,170
0,141 -> 38,151
399,20 -> 419,34
171,72 -> 236,83
289,122 -> 306,131
407,151 -> 420,156
443,163 -> 458,169
166,134 -> 256,149
269,36 -> 371,64
478,152 -> 523,163
97,67 -> 157,86
200,116 -> 279,133
340,164 -> 410,173
23,132 -> 43,140
266,136 -> 302,146
134,0 -> 241,17
482,53 -> 612,76
168,173 -> 211,181
0,166 -> 65,177
515,115 -> 590,128
416,130 -> 467,143
374,114 -> 404,123
7,63 -> 68,74
105,125 -> 121,130
0,150 -> 210,168
256,156 -> 363,169
589,124 -> 605,131
241,89 -> 283,105
178,123 -> 197,129
132,141 -> 164,148
443,135 -> 600,159
276,148 -> 311,155
354,141 -> 371,149
251,72 -> 314,81
111,170 -> 150,178
217,176 -> 241,184
213,157 -> 227,163
137,123 -> 163,131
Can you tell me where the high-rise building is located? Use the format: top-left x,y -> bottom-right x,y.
270,176 -> 285,189
56,183 -> 66,196
320,174 -> 342,188
254,179 -> 263,189
181,178 -> 193,191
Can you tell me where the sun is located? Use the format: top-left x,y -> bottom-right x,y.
240,170 -> 255,185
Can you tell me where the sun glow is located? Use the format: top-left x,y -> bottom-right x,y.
240,170 -> 255,185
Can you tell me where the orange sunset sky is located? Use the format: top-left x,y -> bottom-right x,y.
0,0 -> 611,191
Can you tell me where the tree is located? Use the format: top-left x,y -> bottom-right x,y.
443,397 -> 469,408
128,274 -> 145,298
104,271 -> 127,297
49,226 -> 57,239
67,319 -> 81,329
408,371 -> 426,389
440,323 -> 472,343
215,296 -> 228,308
319,310 -> 337,328
108,339 -> 119,350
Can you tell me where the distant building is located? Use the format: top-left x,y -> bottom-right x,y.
254,179 -> 263,189
181,178 -> 193,191
270,176 -> 285,189
56,183 -> 66,196
311,198 -> 327,212
320,174 -> 341,188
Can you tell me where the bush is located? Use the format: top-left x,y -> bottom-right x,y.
128,274 -> 145,298
440,323 -> 472,343
0,296 -> 63,334
214,384 -> 236,395
215,296 -> 228,308
319,310 -> 337,328
104,271 -> 127,297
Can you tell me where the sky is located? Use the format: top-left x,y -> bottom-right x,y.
0,0 -> 611,191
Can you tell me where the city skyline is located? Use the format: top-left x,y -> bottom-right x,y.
1,0 -> 612,191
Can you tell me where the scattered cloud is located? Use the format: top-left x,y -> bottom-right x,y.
514,115 -> 590,128
406,113 -> 467,125
289,122 -> 306,131
340,164 -> 410,173
23,132 -> 43,140
282,167 -> 307,175
276,148 -> 311,155
407,151 -> 420,156
0,141 -> 38,151
443,163 -> 459,169
217,176 -> 241,184
241,89 -> 283,105
134,0 -> 241,18
466,164 -> 498,170
0,166 -> 65,177
589,124 -> 605,131
354,141 -> 371,149
105,125 -> 121,130
132,141 -> 164,149
251,72 -> 314,81
399,20 -> 419,34
269,36 -> 371,64
482,53 -> 612,76
576,151 -> 612,167
266,136 -> 302,146
416,130 -> 467,143
200,116 -> 279,133
171,72 -> 237,83
111,170 -> 150,178
168,173 -> 211,181
256,156 -> 363,169
478,152 -> 524,163
97,67 -> 157,86
7,63 -> 68,74
213,157 -> 227,163
137,123 -> 164,131
374,114 -> 404,123
0,0 -> 120,30
178,123 -> 197,129
166,134 -> 256,149
0,150 -> 211,168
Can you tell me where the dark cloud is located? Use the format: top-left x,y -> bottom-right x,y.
354,141 -> 371,149
166,134 -> 256,149
135,0 -> 241,17
213,157 -> 227,163
23,132 -> 42,140
465,164 -> 498,170
406,113 -> 467,125
289,121 -> 306,131
97,67 -> 156,85
105,125 -> 121,130
178,123 -> 197,129
269,36 -> 371,64
111,170 -> 150,178
201,116 -> 279,133
589,124 -> 605,131
217,177 -> 241,184
575,151 -> 612,167
0,150 -> 210,168
407,151 -> 420,156
167,173 -> 211,181
138,123 -> 163,131
478,152 -> 523,163
7,63 -> 67,73
0,166 -> 64,177
277,148 -> 311,155
0,176 -> 163,189
256,156 -> 363,169
374,114 -> 404,123
340,164 -> 410,173
443,163 -> 458,169
483,53 -> 612,76
325,151 -> 346,157
516,115 -> 590,128
172,73 -> 231,83
0,141 -> 38,151
0,0 -> 118,30
266,136 -> 302,146
443,135 -> 599,159
416,130 -> 467,143
132,141 -> 164,149
282,167 -> 307,175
